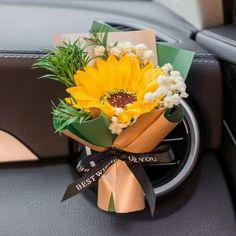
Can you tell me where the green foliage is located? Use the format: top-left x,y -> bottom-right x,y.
108,193 -> 116,212
52,100 -> 91,132
84,28 -> 110,59
32,40 -> 91,87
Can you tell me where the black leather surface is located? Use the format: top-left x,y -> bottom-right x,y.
0,57 -> 69,159
0,154 -> 235,236
222,124 -> 236,204
187,55 -> 222,149
223,0 -> 234,23
220,61 -> 236,138
196,23 -> 236,200
196,24 -> 236,64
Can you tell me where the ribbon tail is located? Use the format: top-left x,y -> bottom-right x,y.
61,172 -> 99,202
127,163 -> 156,217
62,182 -> 83,202
62,156 -> 118,202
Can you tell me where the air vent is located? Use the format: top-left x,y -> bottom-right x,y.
105,22 -> 165,42
72,100 -> 200,197
154,100 -> 199,196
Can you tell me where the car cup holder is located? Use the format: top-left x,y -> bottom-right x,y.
71,99 -> 200,197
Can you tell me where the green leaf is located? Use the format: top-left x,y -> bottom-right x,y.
102,31 -> 108,46
108,193 -> 116,212
91,21 -> 119,33
164,105 -> 184,123
52,100 -> 116,147
52,100 -> 91,132
69,112 -> 116,147
157,43 -> 195,80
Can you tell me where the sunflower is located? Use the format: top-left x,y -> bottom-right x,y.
66,55 -> 164,126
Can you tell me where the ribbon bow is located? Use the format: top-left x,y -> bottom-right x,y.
62,145 -> 175,216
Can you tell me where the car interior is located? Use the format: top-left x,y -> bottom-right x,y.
0,0 -> 236,235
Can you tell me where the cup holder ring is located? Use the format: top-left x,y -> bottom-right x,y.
151,99 -> 200,197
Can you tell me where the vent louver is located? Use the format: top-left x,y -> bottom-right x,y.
104,22 -> 165,42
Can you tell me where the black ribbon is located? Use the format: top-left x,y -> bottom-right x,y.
62,145 -> 175,216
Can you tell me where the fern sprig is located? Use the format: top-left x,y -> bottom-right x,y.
52,100 -> 91,132
84,29 -> 110,59
32,40 -> 91,87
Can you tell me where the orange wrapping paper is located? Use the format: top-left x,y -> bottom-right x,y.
112,109 -> 164,152
98,110 -> 179,213
61,109 -> 179,213
97,160 -> 145,213
61,109 -> 180,213
114,111 -> 178,153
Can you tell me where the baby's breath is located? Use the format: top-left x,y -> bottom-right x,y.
85,30 -> 110,59
144,64 -> 188,109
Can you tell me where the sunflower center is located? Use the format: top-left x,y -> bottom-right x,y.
101,90 -> 137,108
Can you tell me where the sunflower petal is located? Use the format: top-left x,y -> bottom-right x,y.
68,55 -> 160,124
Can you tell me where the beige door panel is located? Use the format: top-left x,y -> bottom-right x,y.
0,130 -> 38,162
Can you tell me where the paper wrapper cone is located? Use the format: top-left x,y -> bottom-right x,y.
98,108 -> 182,213
97,160 -> 145,213
54,107 -> 113,152
113,109 -> 178,153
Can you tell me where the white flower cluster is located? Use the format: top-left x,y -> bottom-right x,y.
93,46 -> 105,57
144,63 -> 188,108
93,42 -> 154,66
109,115 -> 128,135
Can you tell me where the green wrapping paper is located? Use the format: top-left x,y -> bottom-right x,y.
91,21 -> 195,81
53,102 -> 116,148
69,112 -> 116,147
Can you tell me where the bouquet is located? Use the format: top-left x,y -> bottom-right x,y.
33,21 -> 194,216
